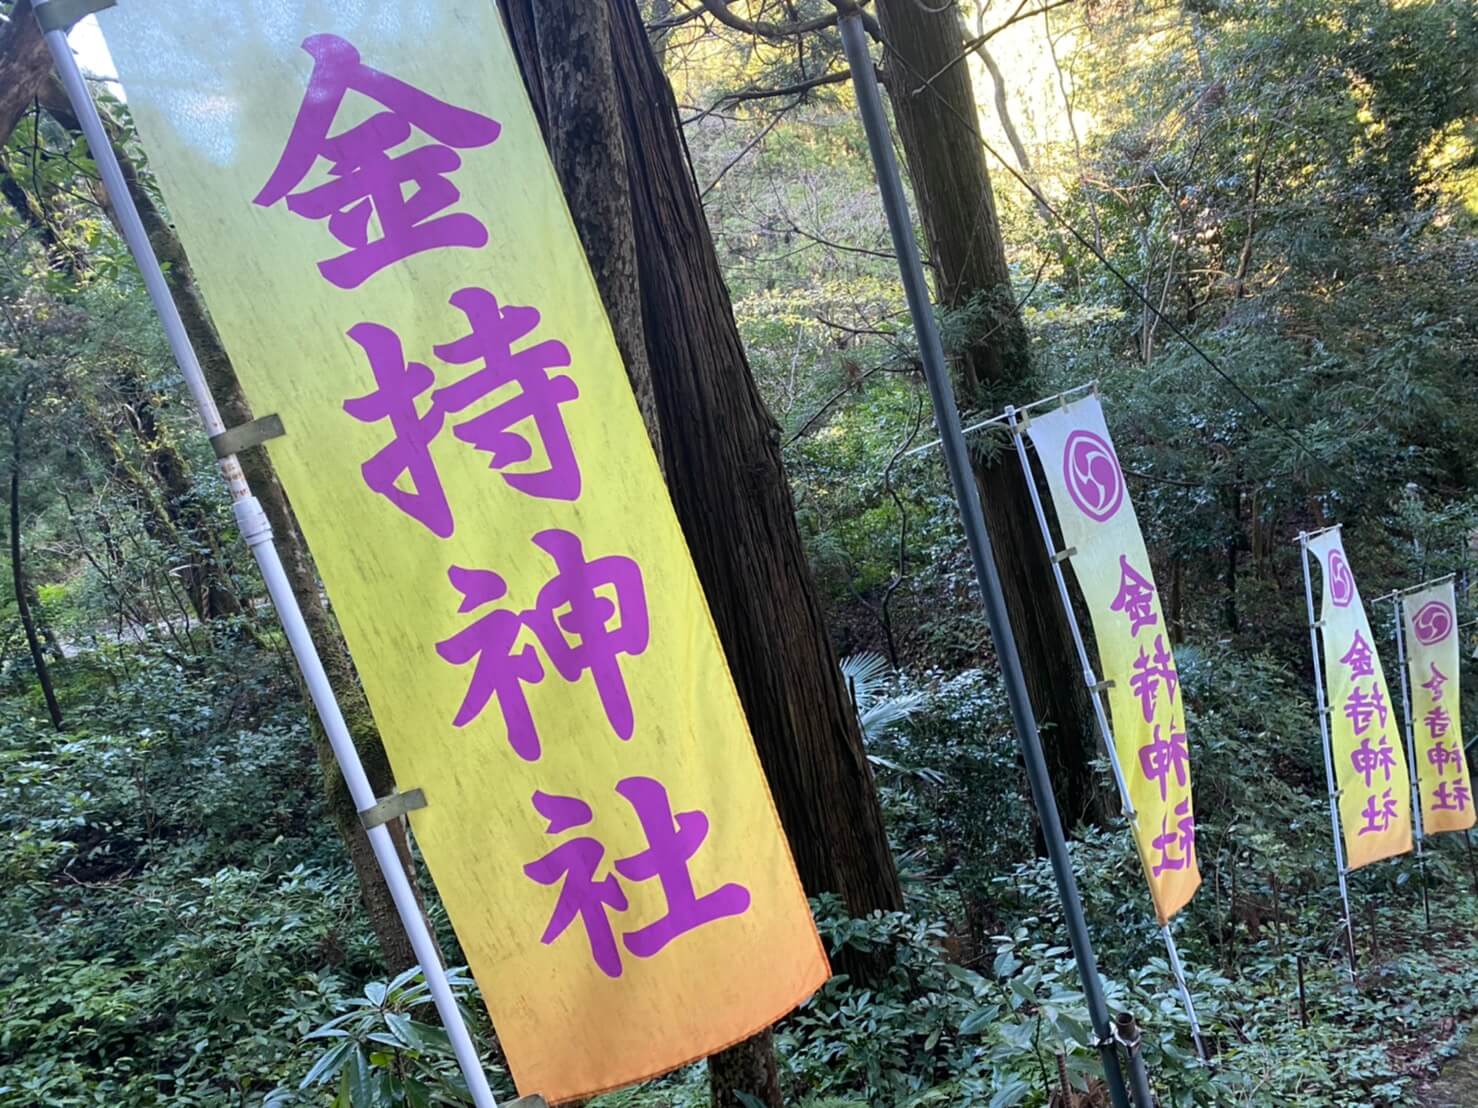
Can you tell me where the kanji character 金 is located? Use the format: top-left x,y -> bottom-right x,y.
1339,630 -> 1375,678
1110,555 -> 1158,637
256,33 -> 501,287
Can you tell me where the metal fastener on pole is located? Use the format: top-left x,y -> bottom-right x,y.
36,6 -> 501,1105
837,12 -> 1149,1107
1297,531 -> 1357,980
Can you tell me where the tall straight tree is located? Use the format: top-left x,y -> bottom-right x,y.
503,1 -> 903,1103
503,0 -> 902,930
872,0 -> 1102,826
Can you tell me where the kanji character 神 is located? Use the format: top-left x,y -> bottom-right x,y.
1110,555 -> 1158,637
1425,705 -> 1452,741
1422,662 -> 1448,701
436,530 -> 648,760
1343,684 -> 1388,735
255,33 -> 501,288
434,565 -> 544,759
1428,741 -> 1462,777
1357,788 -> 1400,836
1350,733 -> 1396,788
1433,780 -> 1472,812
1129,634 -> 1178,723
1138,723 -> 1189,801
1339,630 -> 1375,678
343,290 -> 579,535
524,779 -> 751,977
1151,796 -> 1195,877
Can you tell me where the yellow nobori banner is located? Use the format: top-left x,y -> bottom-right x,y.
1024,396 -> 1200,923
1307,529 -> 1412,869
98,2 -> 827,1100
1402,580 -> 1475,835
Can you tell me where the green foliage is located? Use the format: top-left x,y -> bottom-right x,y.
267,966 -> 506,1108
5,0 -> 1478,1104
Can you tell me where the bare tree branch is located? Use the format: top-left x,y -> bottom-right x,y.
685,69 -> 851,123
694,0 -> 881,41
915,0 -> 1079,93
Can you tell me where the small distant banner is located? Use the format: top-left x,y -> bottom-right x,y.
1402,580 -> 1475,834
1306,530 -> 1413,868
98,2 -> 827,1101
1025,395 -> 1200,923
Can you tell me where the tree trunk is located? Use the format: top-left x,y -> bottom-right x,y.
707,1027 -> 782,1108
873,0 -> 1102,827
38,80 -> 426,974
506,3 -> 884,1099
505,0 -> 903,936
0,2 -> 48,147
9,387 -> 63,730
96,359 -> 242,622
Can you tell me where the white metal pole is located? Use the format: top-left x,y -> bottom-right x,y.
1389,596 -> 1431,928
39,13 -> 500,1105
1298,532 -> 1357,979
1006,405 -> 1206,1060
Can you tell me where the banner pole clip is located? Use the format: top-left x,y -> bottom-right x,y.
1089,678 -> 1116,693
1052,546 -> 1077,564
360,788 -> 428,830
33,0 -> 117,33
210,413 -> 286,459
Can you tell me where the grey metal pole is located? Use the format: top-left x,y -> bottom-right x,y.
35,6 -> 501,1104
837,13 -> 1147,1108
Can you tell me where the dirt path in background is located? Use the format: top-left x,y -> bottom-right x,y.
1412,1031 -> 1478,1107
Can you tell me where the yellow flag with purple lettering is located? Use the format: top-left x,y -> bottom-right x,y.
97,2 -> 828,1101
1402,580 -> 1475,835
1307,529 -> 1412,869
1024,395 -> 1199,923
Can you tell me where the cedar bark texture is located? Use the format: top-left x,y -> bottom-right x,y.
0,2 -> 48,147
874,0 -> 1102,826
503,0 -> 903,932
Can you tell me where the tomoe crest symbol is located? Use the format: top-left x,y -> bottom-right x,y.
1327,550 -> 1354,608
1413,600 -> 1454,646
1063,429 -> 1125,523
